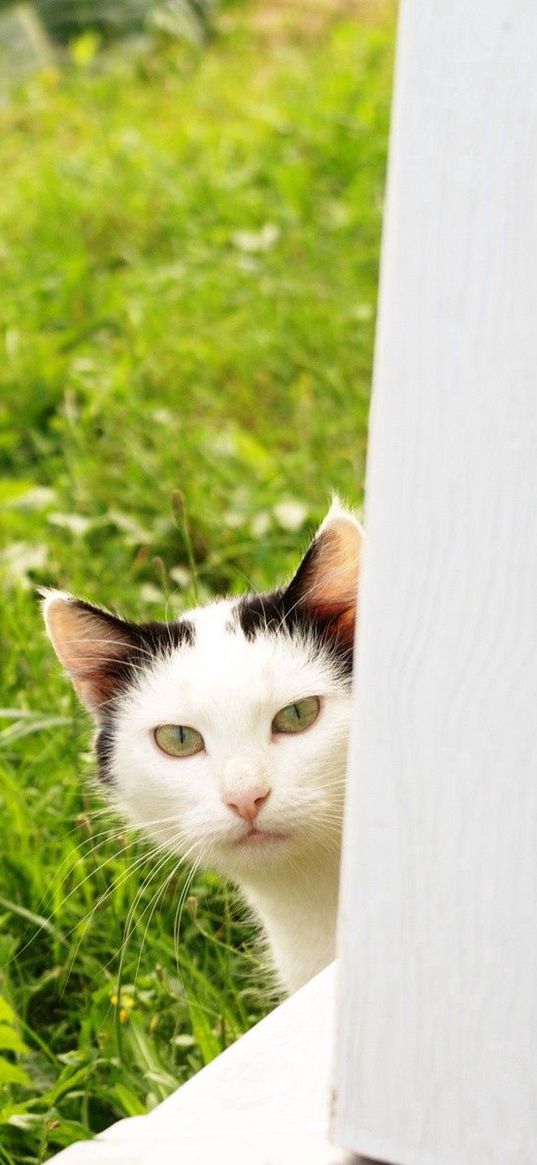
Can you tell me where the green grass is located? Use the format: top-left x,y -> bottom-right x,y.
0,6 -> 394,1160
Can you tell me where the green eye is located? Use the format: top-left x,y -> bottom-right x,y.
154,724 -> 204,758
272,696 -> 320,735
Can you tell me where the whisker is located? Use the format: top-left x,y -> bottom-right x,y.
58,838 -> 189,989
131,840 -> 206,987
36,811 -> 190,919
173,853 -> 205,982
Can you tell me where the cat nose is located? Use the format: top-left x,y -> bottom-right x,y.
225,788 -> 270,824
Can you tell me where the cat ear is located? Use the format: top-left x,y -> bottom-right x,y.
40,589 -> 138,717
284,499 -> 363,650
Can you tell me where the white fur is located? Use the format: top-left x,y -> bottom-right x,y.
108,599 -> 351,992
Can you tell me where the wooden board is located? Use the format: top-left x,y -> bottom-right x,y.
333,2 -> 537,1162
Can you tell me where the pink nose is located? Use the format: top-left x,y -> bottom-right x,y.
225,788 -> 270,824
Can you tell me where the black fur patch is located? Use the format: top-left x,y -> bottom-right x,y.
135,617 -> 195,655
234,588 -> 354,677
95,719 -> 116,784
115,616 -> 196,702
73,601 -> 195,657
72,606 -> 195,782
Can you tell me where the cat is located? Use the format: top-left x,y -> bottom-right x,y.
41,500 -> 362,993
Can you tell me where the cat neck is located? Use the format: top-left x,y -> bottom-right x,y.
239,843 -> 341,993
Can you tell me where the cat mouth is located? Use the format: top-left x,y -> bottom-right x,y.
235,827 -> 288,847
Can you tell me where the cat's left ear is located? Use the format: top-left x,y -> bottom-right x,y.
40,589 -> 139,717
284,499 -> 363,651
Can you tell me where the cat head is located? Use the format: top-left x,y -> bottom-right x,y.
41,501 -> 362,883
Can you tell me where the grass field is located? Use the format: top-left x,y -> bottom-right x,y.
0,4 -> 393,1159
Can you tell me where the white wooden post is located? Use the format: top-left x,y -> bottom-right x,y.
334,2 -> 537,1162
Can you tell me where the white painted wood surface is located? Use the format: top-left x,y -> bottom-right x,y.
334,2 -> 537,1163
47,964 -> 353,1165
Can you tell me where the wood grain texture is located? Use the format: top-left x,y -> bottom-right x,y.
333,2 -> 537,1162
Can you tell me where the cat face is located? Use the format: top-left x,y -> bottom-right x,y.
42,502 -> 362,883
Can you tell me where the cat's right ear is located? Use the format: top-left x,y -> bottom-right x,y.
283,499 -> 363,653
40,590 -> 138,717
